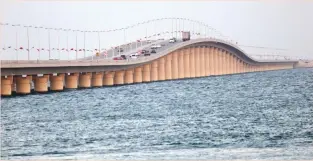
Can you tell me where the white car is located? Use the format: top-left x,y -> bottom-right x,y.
151,44 -> 162,49
169,38 -> 176,43
129,54 -> 138,59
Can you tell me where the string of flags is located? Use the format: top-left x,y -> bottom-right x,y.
1,46 -> 109,53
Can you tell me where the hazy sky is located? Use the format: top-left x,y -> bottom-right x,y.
1,0 -> 312,60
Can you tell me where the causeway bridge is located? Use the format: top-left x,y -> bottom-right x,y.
0,18 -> 301,96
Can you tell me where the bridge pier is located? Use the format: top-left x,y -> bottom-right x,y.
178,50 -> 185,79
183,50 -> 190,78
114,70 -> 125,85
165,54 -> 172,80
200,47 -> 205,77
50,74 -> 64,91
134,67 -> 143,83
172,52 -> 178,80
124,69 -> 134,84
65,73 -> 78,89
103,72 -> 115,86
143,64 -> 151,82
1,76 -> 12,96
34,75 -> 48,93
205,47 -> 210,76
190,49 -> 196,78
16,76 -> 31,94
151,61 -> 158,81
195,48 -> 201,77
158,58 -> 165,81
91,72 -> 103,87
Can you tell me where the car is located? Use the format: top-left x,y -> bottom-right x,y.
140,49 -> 149,54
151,44 -> 161,49
120,55 -> 126,59
144,53 -> 151,56
150,49 -> 156,54
169,38 -> 176,43
129,54 -> 138,59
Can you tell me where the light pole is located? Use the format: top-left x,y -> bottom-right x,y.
98,31 -> 100,59
45,28 -> 51,60
36,26 -> 43,60
58,28 -> 61,60
12,24 -> 20,61
84,31 -> 86,58
66,29 -> 69,60
75,30 -> 78,60
25,25 -> 30,60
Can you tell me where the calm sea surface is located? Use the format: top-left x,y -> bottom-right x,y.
1,68 -> 313,160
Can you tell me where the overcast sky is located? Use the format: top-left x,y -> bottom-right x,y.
1,0 -> 312,60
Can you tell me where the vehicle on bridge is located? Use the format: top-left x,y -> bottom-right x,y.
182,31 -> 190,41
113,57 -> 125,60
150,49 -> 156,54
169,37 -> 177,43
151,44 -> 161,49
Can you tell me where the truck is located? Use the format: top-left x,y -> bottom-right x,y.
182,31 -> 190,41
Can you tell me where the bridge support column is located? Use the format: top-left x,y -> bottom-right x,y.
230,54 -> 234,74
183,50 -> 190,78
151,61 -> 158,81
205,47 -> 210,76
165,54 -> 172,80
143,64 -> 151,82
158,58 -> 165,81
216,48 -> 222,75
124,69 -> 134,84
200,47 -> 205,77
190,48 -> 196,78
114,70 -> 125,85
91,72 -> 103,87
1,76 -> 12,96
79,73 -> 91,88
16,76 -> 31,94
195,47 -> 201,77
34,76 -> 48,92
211,47 -> 216,75
65,74 -> 78,89
172,52 -> 179,79
50,74 -> 64,91
103,72 -> 115,86
134,67 -> 143,83
178,50 -> 185,79
222,50 -> 227,75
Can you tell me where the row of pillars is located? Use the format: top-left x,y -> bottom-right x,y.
1,47 -> 294,96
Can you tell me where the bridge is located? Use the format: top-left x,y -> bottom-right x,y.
0,18 -> 302,96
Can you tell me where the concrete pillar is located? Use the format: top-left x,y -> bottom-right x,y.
230,54 -> 236,74
79,73 -> 91,88
1,76 -> 12,96
151,61 -> 158,81
114,70 -> 125,85
143,64 -> 151,82
195,47 -> 201,77
205,47 -> 210,76
222,50 -> 227,75
225,51 -> 230,74
200,47 -> 206,77
103,72 -> 115,86
158,58 -> 165,81
172,51 -> 179,79
236,58 -> 240,73
16,76 -> 31,94
134,67 -> 143,83
50,74 -> 64,91
211,47 -> 217,75
124,69 -> 134,84
65,74 -> 78,89
217,48 -> 223,75
92,72 -> 104,87
184,49 -> 190,78
178,50 -> 185,79
190,48 -> 196,78
34,76 -> 48,92
165,54 -> 172,80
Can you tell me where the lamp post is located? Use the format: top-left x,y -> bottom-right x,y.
25,25 -> 30,60
12,24 -> 20,61
84,31 -> 86,58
